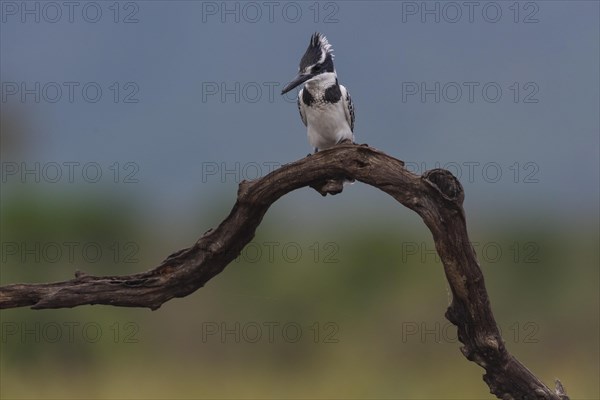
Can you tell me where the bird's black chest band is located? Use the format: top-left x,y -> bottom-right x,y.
323,84 -> 342,103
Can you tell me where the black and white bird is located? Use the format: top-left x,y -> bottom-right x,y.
281,33 -> 355,153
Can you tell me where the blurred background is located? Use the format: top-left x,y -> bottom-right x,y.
1,1 -> 598,399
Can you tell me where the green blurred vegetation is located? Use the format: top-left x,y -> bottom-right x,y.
1,189 -> 598,399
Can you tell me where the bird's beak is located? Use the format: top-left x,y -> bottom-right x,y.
281,73 -> 312,94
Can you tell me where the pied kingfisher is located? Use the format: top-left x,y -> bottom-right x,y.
281,32 -> 355,153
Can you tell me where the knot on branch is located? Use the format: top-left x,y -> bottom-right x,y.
74,270 -> 89,279
238,180 -> 253,198
422,168 -> 464,205
309,178 -> 347,196
460,334 -> 503,367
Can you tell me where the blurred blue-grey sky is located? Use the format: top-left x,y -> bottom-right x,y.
1,1 -> 598,226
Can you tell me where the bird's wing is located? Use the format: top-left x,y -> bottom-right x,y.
297,89 -> 307,127
340,85 -> 355,132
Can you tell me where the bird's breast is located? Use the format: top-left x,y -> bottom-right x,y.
304,101 -> 352,149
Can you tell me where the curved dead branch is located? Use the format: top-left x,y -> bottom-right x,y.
0,144 -> 569,399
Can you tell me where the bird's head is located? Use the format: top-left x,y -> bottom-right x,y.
281,32 -> 335,94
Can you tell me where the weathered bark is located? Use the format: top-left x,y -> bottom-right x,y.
0,144 -> 569,399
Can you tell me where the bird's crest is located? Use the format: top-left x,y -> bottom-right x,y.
299,32 -> 335,71
311,32 -> 334,60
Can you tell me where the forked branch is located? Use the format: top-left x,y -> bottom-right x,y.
0,144 -> 568,399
